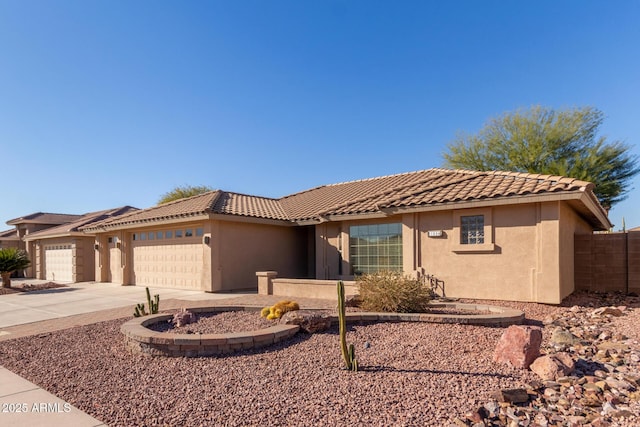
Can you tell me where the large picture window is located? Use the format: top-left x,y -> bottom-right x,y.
349,223 -> 402,275
460,215 -> 484,244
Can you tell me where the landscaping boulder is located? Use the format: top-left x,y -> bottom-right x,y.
490,388 -> 529,404
529,352 -> 575,381
172,308 -> 197,327
591,306 -> 624,318
345,294 -> 362,308
493,325 -> 542,369
280,310 -> 332,333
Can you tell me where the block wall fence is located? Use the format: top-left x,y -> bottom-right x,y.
575,231 -> 640,294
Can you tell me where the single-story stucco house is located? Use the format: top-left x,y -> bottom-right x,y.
23,206 -> 138,282
83,168 -> 610,304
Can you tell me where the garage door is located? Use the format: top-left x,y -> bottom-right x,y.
132,242 -> 203,290
44,245 -> 73,282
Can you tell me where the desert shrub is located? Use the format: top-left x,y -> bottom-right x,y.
357,270 -> 431,313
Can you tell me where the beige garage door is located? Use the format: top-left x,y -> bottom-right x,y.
132,242 -> 203,290
44,245 -> 73,282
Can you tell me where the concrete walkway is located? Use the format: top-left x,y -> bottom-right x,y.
0,280 -> 257,427
0,280 -> 254,328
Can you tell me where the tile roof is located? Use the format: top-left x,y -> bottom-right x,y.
81,168 -> 608,230
6,212 -> 83,226
0,229 -> 19,240
26,207 -> 138,239
84,191 -> 287,230
281,169 -> 596,221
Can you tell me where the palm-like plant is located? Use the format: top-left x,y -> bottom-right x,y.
0,248 -> 31,288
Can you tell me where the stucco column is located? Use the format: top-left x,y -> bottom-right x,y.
256,271 -> 277,295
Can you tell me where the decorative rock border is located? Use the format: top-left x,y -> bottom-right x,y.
121,306 -> 300,357
121,302 -> 524,357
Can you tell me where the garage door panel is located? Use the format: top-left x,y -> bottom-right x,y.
132,243 -> 203,290
44,246 -> 73,282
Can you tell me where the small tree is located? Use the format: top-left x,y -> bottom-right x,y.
157,185 -> 213,205
443,106 -> 640,209
0,248 -> 31,288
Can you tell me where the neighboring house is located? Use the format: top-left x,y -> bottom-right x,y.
23,207 -> 138,283
84,168 -> 610,304
629,226 -> 640,232
0,228 -> 20,250
4,212 -> 84,277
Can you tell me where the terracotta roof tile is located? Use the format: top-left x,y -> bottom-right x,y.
80,168 -> 606,230
0,229 -> 18,240
6,212 -> 83,226
86,191 -> 287,229
282,169 -> 596,221
27,206 -> 139,238
213,193 -> 288,220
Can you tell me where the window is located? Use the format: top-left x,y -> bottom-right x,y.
196,228 -> 204,237
148,232 -> 154,241
349,223 -> 402,275
185,229 -> 193,237
175,230 -> 183,238
165,231 -> 173,239
140,232 -> 146,241
452,209 -> 495,253
461,215 -> 484,244
156,231 -> 163,240
132,233 -> 138,241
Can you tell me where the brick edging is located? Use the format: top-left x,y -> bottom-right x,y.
341,302 -> 525,326
121,302 -> 523,357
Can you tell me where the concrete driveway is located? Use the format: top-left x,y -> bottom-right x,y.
0,280 -> 254,329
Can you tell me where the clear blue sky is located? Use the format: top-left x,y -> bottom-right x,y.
1,1 -> 639,229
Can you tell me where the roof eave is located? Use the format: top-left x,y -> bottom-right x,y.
209,213 -> 296,227
24,231 -> 93,242
83,213 -> 212,233
307,191 -> 611,230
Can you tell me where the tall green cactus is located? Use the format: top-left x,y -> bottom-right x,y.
146,287 -> 160,314
338,281 -> 358,372
133,287 -> 160,317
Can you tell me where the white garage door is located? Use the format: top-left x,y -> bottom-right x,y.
44,245 -> 73,282
132,242 -> 203,290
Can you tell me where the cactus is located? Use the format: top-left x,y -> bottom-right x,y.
133,287 -> 160,317
260,300 -> 300,320
133,303 -> 147,317
146,287 -> 160,314
338,281 -> 358,371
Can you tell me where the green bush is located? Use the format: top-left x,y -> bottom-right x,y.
356,270 -> 431,313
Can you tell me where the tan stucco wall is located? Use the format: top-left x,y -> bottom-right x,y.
418,202 -> 570,303
93,219 -> 307,292
315,201 -> 595,304
557,202 -> 593,301
217,220 -> 307,291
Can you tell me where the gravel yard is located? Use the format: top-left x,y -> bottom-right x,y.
0,292 -> 638,426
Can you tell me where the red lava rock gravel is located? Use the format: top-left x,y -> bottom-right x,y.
148,310 -> 276,334
0,292 -> 637,426
0,316 -> 537,426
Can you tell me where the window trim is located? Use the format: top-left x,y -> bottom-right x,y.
348,222 -> 403,275
452,208 -> 495,253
